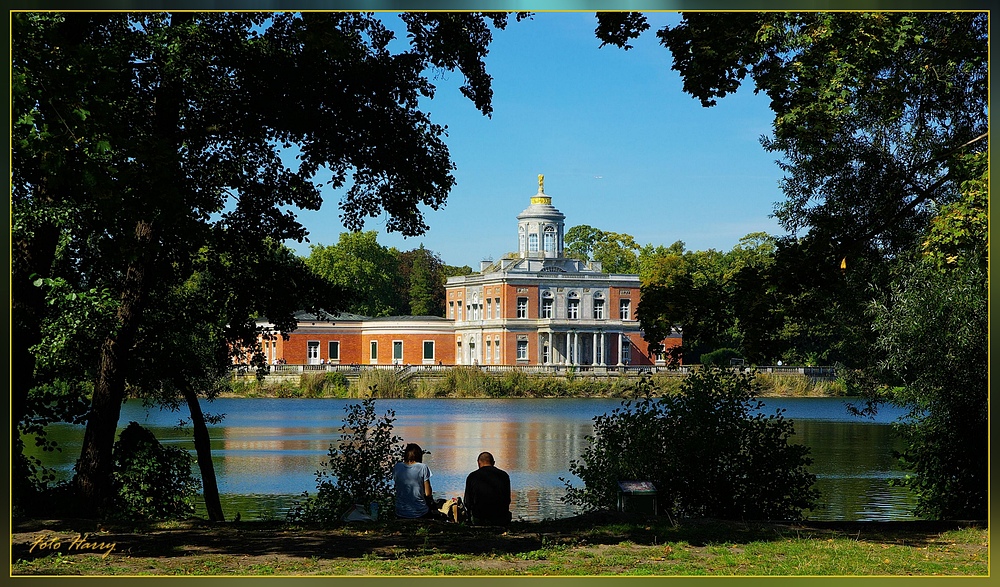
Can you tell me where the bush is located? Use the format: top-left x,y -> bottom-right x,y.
356,369 -> 411,398
111,422 -> 199,521
700,348 -> 743,367
289,396 -> 403,523
872,254 -> 987,520
324,371 -> 350,395
563,367 -> 817,521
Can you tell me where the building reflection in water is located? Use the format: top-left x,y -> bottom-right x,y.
215,413 -> 595,520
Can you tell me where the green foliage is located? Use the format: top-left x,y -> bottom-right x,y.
111,423 -> 198,521
306,232 -> 405,317
407,245 -> 437,316
356,369 -> 412,399
289,398 -> 403,523
699,348 -> 742,367
565,225 -> 641,273
12,11 -> 518,506
920,151 -> 988,271
870,254 -> 987,519
564,368 -> 817,521
323,372 -> 350,395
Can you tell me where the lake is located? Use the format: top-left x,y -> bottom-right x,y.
26,396 -> 916,522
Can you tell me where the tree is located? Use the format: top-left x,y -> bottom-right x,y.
12,11 -> 519,514
565,225 -> 641,273
598,12 -> 987,260
594,11 -> 987,517
406,244 -> 439,316
864,152 -> 988,520
306,232 -> 405,317
638,247 -> 735,363
870,252 -> 987,519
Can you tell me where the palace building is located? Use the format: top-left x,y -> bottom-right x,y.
257,176 -> 681,368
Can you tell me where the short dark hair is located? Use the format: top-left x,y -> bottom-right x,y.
404,443 -> 424,463
477,451 -> 495,466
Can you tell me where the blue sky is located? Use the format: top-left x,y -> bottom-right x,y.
287,12 -> 788,268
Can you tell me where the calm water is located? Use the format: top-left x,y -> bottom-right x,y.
26,397 -> 916,522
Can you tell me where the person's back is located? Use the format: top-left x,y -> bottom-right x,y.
464,452 -> 511,525
394,443 -> 433,519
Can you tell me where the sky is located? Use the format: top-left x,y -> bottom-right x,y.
286,12 -> 790,268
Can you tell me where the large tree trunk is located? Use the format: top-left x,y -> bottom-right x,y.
74,219 -> 154,512
11,216 -> 62,504
183,386 -> 226,522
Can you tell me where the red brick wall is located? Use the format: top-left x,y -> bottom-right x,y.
609,286 -> 638,323
362,332 -> 455,365
503,284 -> 538,319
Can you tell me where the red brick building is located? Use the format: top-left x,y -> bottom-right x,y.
257,177 -> 681,367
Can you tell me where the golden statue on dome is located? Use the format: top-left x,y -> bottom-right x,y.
531,174 -> 551,205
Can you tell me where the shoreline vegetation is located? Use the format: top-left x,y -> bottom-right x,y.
11,513 -> 986,576
219,369 -> 847,400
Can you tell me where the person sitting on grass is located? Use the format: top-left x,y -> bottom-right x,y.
393,443 -> 437,519
464,451 -> 512,525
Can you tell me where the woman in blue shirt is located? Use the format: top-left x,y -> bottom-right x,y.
393,443 -> 434,518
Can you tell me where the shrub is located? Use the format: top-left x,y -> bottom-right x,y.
700,348 -> 743,367
111,422 -> 198,521
356,369 -> 411,398
563,367 -> 817,521
300,373 -> 325,397
324,371 -> 350,395
289,396 -> 403,523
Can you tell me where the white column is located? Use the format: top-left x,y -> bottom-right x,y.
617,333 -> 624,366
565,332 -> 572,365
600,332 -> 606,366
592,332 -> 598,365
574,331 -> 580,364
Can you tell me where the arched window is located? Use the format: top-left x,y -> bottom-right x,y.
541,290 -> 554,318
543,226 -> 555,253
567,291 -> 580,319
519,226 -> 526,254
528,233 -> 539,252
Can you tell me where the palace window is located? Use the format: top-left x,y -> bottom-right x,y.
457,300 -> 463,320
486,298 -> 492,319
517,297 -> 528,318
307,341 -> 320,364
619,299 -> 632,320
392,341 -> 403,363
516,340 -> 528,360
622,339 -> 631,364
593,298 -> 605,319
495,298 -> 501,317
544,226 -> 555,253
541,297 -> 554,318
485,339 -> 492,363
423,341 -> 435,362
449,301 -> 454,318
328,341 -> 340,362
519,226 -> 526,254
529,233 -> 539,252
370,341 -> 378,363
567,299 -> 579,319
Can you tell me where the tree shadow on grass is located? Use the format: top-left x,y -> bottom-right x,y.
11,512 -> 984,563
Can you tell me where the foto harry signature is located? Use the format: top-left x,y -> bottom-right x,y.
27,533 -> 118,559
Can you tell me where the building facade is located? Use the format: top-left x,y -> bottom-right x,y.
257,177 -> 680,367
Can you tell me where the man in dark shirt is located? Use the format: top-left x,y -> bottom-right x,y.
464,451 -> 512,525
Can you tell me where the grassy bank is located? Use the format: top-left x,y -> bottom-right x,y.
222,369 -> 846,399
11,513 -> 985,576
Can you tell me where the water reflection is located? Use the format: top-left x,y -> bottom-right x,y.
25,397 -> 916,522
